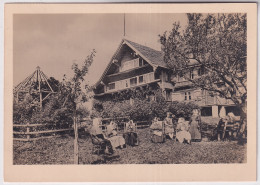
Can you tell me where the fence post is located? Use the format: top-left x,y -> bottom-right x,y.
26,122 -> 30,141
74,116 -> 79,164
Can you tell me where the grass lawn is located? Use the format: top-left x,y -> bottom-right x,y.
13,127 -> 246,165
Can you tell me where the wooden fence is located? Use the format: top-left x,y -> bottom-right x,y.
101,117 -> 151,131
13,118 -> 150,142
13,122 -> 75,141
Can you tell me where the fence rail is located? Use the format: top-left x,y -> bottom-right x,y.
101,118 -> 151,130
13,121 -> 75,142
13,128 -> 73,135
13,123 -> 62,127
13,135 -> 60,142
13,118 -> 150,142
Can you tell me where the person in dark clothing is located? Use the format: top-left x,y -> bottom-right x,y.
124,120 -> 138,146
90,118 -> 114,154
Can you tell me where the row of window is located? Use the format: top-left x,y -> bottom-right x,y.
119,58 -> 205,82
166,91 -> 192,101
184,92 -> 192,100
107,72 -> 154,91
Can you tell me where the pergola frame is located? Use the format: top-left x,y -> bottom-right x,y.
14,66 -> 55,108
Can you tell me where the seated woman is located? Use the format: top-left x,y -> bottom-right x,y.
150,117 -> 165,143
90,118 -> 114,154
106,121 -> 126,149
124,120 -> 138,146
217,112 -> 237,141
189,109 -> 202,141
164,112 -> 175,140
176,117 -> 191,144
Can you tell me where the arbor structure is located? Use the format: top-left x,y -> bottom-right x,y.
14,66 -> 55,109
159,13 -> 247,122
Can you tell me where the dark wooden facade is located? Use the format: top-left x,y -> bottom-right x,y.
93,39 -> 238,117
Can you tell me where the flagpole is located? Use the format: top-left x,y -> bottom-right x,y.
124,13 -> 125,37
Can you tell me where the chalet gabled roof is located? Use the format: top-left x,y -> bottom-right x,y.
94,38 -> 167,88
124,39 -> 167,68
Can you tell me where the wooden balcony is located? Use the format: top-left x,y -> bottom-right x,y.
106,72 -> 155,92
106,64 -> 153,83
192,95 -> 234,106
174,80 -> 193,88
93,72 -> 160,97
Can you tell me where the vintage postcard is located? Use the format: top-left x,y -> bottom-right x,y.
4,3 -> 257,182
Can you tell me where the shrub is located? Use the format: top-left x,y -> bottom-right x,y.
13,93 -> 90,125
168,101 -> 199,120
92,94 -> 199,121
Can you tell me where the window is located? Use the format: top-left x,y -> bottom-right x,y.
139,59 -> 143,67
108,83 -> 115,90
166,90 -> 172,101
185,92 -> 192,100
139,76 -> 144,83
130,77 -> 137,87
165,73 -> 171,82
198,66 -> 205,76
190,69 -> 194,79
138,59 -> 147,67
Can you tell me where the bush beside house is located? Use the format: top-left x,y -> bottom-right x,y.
91,93 -> 199,122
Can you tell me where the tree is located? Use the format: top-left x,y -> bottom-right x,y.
61,50 -> 96,164
159,13 -> 247,128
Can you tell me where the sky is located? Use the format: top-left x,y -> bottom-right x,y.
13,13 -> 187,87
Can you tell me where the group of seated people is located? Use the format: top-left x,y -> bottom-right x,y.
90,118 -> 138,155
150,109 -> 202,144
90,109 -> 240,154
90,109 -> 202,154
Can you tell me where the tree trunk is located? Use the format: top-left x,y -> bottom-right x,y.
238,102 -> 247,144
73,116 -> 79,164
239,102 -> 247,131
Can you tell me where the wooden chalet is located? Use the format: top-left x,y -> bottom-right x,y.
93,39 -> 239,117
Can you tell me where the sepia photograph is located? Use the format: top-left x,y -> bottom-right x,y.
4,3 -> 257,182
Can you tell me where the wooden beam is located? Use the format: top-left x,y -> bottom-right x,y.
37,69 -> 43,109
13,135 -> 61,141
13,128 -> 73,135
13,123 -> 59,127
40,70 -> 54,92
42,92 -> 52,101
14,71 -> 36,93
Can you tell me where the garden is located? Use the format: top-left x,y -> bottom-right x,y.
13,125 -> 246,165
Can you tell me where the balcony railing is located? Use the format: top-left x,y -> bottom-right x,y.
191,95 -> 234,106
106,72 -> 155,93
119,58 -> 139,72
174,80 -> 193,88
